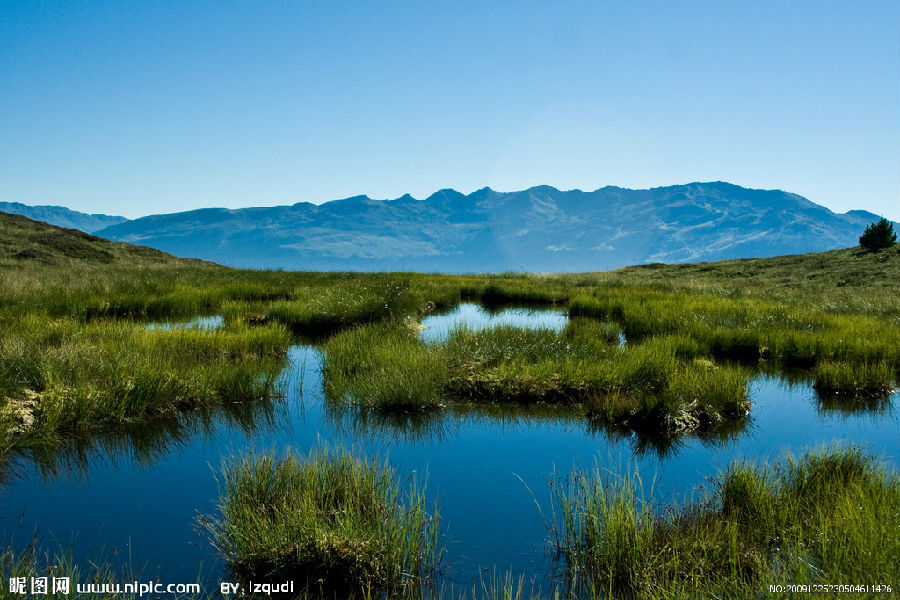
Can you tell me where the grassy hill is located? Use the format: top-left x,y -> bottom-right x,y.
1,211 -> 203,267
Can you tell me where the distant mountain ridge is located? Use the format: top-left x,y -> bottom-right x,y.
5,183 -> 888,272
90,182 -> 887,272
0,201 -> 128,233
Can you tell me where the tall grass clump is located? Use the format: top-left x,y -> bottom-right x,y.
812,359 -> 895,399
323,322 -> 447,409
0,319 -> 291,450
203,448 -> 440,597
549,468 -> 655,594
659,359 -> 751,431
550,447 -> 900,598
264,278 -> 424,335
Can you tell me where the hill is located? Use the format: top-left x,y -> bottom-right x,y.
94,182 -> 887,272
0,202 -> 127,233
0,211 -> 200,268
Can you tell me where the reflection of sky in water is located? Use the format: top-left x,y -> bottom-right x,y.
2,316 -> 898,592
420,303 -> 568,343
145,315 -> 224,331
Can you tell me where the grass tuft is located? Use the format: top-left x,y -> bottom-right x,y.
550,447 -> 900,597
202,447 -> 440,597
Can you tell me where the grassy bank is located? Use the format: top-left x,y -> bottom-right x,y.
202,447 -> 440,597
0,317 -> 290,452
550,447 -> 900,598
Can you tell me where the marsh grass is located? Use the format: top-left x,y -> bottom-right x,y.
323,322 -> 448,409
812,360 -> 895,399
550,447 -> 900,598
0,318 -> 290,450
203,448 -> 440,598
324,320 -> 750,437
262,278 -> 425,336
569,287 -> 899,389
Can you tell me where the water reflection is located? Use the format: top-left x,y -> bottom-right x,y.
2,397 -> 291,483
814,392 -> 896,417
325,389 -> 757,461
589,412 -> 753,459
325,403 -> 457,445
145,315 -> 224,331
420,303 -> 568,344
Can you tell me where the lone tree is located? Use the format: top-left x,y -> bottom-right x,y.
859,217 -> 896,252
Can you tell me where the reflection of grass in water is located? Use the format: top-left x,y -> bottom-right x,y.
549,446 -> 900,598
590,411 -> 752,459
754,362 -> 898,418
814,390 -> 896,418
0,396 -> 290,484
202,447 -> 440,598
477,285 -> 566,311
324,392 -> 752,460
325,402 -> 455,445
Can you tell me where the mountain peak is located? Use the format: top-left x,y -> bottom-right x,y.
525,184 -> 561,194
335,194 -> 372,203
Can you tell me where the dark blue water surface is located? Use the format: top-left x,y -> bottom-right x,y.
2,304 -> 898,591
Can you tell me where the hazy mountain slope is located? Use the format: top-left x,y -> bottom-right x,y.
95,182 -> 888,272
0,202 -> 128,233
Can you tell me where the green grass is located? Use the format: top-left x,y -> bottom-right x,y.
201,447 -> 440,598
324,320 -> 751,438
812,359 -> 896,398
261,277 -> 426,336
550,447 -> 900,598
324,322 -> 449,409
0,317 -> 290,452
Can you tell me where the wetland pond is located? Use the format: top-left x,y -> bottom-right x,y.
2,303 -> 898,592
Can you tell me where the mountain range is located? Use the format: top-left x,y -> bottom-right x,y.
2,183 -> 888,272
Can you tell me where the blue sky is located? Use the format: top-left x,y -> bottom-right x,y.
2,1 -> 897,220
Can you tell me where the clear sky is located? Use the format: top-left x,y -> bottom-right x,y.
2,1 -> 897,220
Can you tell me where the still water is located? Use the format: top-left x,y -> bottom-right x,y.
2,304 -> 898,590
